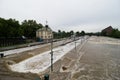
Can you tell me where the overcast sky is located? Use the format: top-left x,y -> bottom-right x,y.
0,0 -> 120,32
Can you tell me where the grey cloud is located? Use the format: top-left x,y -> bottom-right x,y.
0,0 -> 120,32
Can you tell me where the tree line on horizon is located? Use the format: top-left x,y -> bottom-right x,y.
0,17 -> 119,39
53,30 -> 85,39
0,17 -> 85,39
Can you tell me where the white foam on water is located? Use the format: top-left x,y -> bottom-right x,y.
9,39 -> 81,73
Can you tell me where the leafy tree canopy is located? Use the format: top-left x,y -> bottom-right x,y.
0,17 -> 43,38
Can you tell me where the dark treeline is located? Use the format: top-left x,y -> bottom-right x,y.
0,17 -> 43,38
110,28 -> 120,38
85,26 -> 120,38
0,17 -> 86,40
1,17 -> 119,48
1,17 -> 119,39
53,30 -> 85,39
0,17 -> 86,47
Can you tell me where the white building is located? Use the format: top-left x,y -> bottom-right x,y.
36,25 -> 53,41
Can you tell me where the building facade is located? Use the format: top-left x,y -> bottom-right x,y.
36,25 -> 53,41
102,26 -> 113,36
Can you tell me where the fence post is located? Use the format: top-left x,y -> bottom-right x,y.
0,53 -> 4,58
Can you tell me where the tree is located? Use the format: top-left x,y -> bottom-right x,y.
110,29 -> 120,38
0,18 -> 21,37
66,32 -> 71,37
81,30 -> 85,36
70,30 -> 74,35
57,30 -> 62,38
61,31 -> 66,38
76,31 -> 80,37
53,30 -> 72,39
21,20 -> 43,38
7,18 -> 22,37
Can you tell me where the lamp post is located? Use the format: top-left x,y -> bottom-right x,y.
50,38 -> 53,72
75,41 -> 77,53
74,33 -> 77,54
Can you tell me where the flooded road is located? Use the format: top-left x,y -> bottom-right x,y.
1,36 -> 119,80
41,36 -> 120,80
72,37 -> 120,80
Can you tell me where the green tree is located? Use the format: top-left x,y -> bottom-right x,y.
21,20 -> 43,38
70,30 -> 74,35
7,18 -> 21,37
61,31 -> 66,38
66,32 -> 71,37
110,29 -> 120,38
81,30 -> 85,36
58,30 -> 62,38
76,31 -> 80,37
0,18 -> 21,37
